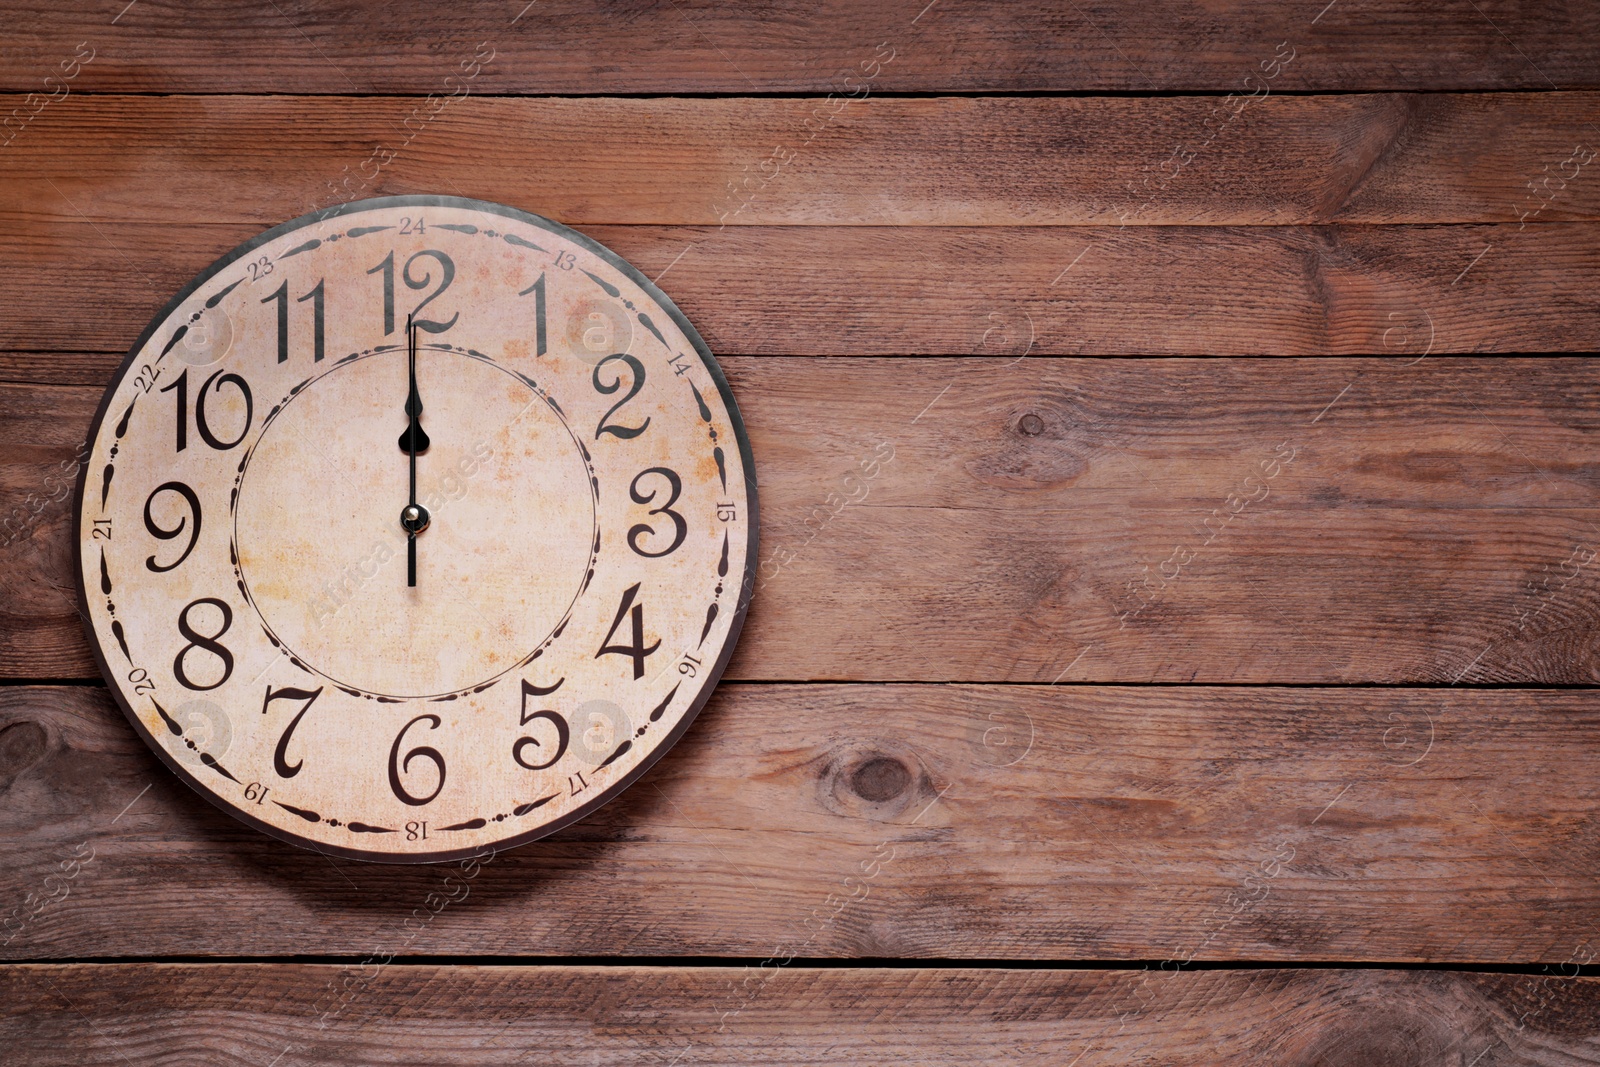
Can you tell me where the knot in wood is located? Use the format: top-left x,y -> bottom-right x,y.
0,719 -> 51,791
851,756 -> 911,802
817,741 -> 929,821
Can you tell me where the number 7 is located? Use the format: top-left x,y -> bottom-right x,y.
262,684 -> 324,778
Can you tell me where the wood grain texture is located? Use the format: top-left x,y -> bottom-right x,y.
2,0 -> 1595,1009
0,351 -> 106,386
9,358 -> 1600,685
4,963 -> 1598,1065
4,222 -> 1600,356
5,683 -> 1600,962
5,94 -> 1599,227
3,0 -> 1599,93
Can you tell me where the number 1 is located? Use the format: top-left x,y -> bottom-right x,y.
297,279 -> 325,362
262,281 -> 288,363
368,250 -> 395,336
518,272 -> 547,357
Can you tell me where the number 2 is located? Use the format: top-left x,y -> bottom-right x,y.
592,354 -> 651,440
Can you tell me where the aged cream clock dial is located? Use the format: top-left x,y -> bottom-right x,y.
74,195 -> 756,862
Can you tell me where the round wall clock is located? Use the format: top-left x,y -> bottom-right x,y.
73,195 -> 757,862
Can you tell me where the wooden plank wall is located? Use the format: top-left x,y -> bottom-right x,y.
5,1 -> 1600,1061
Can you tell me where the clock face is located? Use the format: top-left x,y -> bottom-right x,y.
73,195 -> 757,863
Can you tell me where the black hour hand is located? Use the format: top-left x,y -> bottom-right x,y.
398,387 -> 430,454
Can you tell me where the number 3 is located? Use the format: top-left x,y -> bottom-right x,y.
627,468 -> 687,558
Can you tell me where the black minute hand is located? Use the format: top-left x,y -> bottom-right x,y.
398,314 -> 431,587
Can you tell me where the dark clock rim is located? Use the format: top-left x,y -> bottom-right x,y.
72,192 -> 761,865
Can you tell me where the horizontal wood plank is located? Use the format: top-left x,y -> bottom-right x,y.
4,684 -> 1600,961
4,223 -> 1600,356
4,0 -> 1590,1012
8,358 -> 1600,684
3,0 -> 1599,93
3,963 -> 1596,1064
0,351 -> 104,386
6,94 -> 1600,227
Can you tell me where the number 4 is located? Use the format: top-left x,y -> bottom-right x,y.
596,582 -> 659,680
